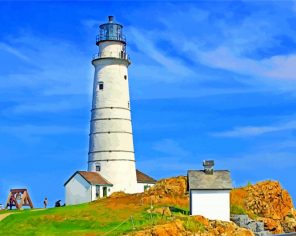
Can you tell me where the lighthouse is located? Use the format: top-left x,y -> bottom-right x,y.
64,16 -> 156,205
88,16 -> 137,193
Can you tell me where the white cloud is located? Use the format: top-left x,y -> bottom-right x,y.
7,100 -> 86,114
0,124 -> 85,136
137,5 -> 296,94
0,42 -> 32,63
211,120 -> 296,138
198,47 -> 296,81
217,151 -> 296,171
0,124 -> 87,143
0,33 -> 94,118
0,34 -> 92,95
128,27 -> 194,79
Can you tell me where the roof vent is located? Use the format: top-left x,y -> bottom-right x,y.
108,16 -> 114,22
203,160 -> 214,175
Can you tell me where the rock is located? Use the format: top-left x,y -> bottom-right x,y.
254,231 -> 271,236
231,214 -> 266,235
109,191 -> 128,198
192,215 -> 210,227
282,216 -> 296,233
231,214 -> 249,227
134,219 -> 186,236
231,180 -> 295,234
244,181 -> 294,221
258,217 -> 283,234
133,216 -> 254,236
140,176 -> 188,208
247,221 -> 264,232
151,207 -> 172,217
207,219 -> 254,236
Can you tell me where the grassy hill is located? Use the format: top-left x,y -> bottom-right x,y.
0,196 -> 173,235
0,177 -> 189,236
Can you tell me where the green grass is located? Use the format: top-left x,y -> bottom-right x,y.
0,208 -> 36,214
184,217 -> 205,233
0,199 -> 183,236
230,204 -> 247,215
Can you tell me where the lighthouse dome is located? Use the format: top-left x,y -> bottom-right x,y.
96,16 -> 126,45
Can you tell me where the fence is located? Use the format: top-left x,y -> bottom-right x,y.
102,205 -> 189,235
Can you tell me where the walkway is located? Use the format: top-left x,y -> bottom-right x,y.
0,213 -> 13,222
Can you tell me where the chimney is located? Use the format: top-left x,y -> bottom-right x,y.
203,160 -> 214,175
108,16 -> 114,23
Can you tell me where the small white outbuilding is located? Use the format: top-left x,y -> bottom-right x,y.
135,170 -> 156,193
187,161 -> 233,221
64,171 -> 113,205
64,169 -> 156,206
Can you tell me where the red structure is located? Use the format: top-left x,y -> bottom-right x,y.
5,189 -> 34,209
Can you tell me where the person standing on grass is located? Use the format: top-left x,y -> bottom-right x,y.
43,197 -> 48,208
9,195 -> 15,210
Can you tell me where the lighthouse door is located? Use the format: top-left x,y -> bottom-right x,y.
103,187 -> 107,197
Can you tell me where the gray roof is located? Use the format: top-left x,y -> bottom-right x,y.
187,170 -> 233,190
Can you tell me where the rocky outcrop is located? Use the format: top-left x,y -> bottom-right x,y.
140,176 -> 188,208
133,216 -> 254,236
245,181 -> 293,220
231,214 -> 270,236
134,219 -> 185,236
109,177 -> 296,235
231,180 -> 296,234
282,216 -> 296,233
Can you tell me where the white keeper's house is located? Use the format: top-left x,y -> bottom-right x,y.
65,170 -> 156,205
187,160 -> 233,221
64,16 -> 156,205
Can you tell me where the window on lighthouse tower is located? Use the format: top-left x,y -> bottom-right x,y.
99,82 -> 104,90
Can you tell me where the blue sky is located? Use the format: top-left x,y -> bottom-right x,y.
1,0 -> 296,208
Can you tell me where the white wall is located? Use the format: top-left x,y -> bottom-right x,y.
99,41 -> 125,58
135,183 -> 155,193
190,190 -> 230,221
65,174 -> 114,205
88,40 -> 138,194
65,174 -> 92,205
91,185 -> 112,199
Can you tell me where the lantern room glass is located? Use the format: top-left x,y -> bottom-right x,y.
99,23 -> 126,42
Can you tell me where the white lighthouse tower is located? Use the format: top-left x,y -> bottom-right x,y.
64,16 -> 156,205
88,16 -> 137,193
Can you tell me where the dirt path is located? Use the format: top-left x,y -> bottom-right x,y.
0,208 -> 46,222
0,213 -> 13,222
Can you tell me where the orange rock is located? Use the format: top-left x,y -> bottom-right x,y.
109,191 -> 128,198
133,218 -> 254,236
192,215 -> 210,227
282,217 -> 296,233
231,180 -> 295,234
134,219 -> 186,236
258,217 -> 283,234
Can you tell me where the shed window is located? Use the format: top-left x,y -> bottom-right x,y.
99,82 -> 104,90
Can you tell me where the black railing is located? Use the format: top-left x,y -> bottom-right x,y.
92,51 -> 130,61
96,34 -> 126,43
